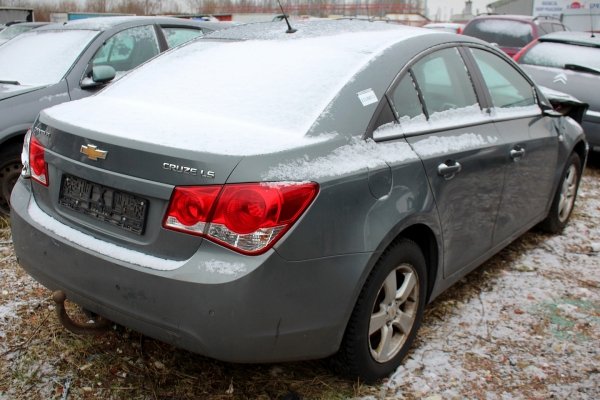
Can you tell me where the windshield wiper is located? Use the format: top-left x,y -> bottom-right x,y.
0,80 -> 20,85
564,64 -> 600,75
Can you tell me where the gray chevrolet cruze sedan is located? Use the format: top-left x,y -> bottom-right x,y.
10,20 -> 587,381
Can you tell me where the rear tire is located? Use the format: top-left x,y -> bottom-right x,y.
0,143 -> 23,216
539,152 -> 581,234
335,239 -> 427,383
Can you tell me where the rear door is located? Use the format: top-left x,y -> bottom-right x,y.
467,47 -> 558,243
390,46 -> 506,278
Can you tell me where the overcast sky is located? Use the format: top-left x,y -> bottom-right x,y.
426,0 -> 491,21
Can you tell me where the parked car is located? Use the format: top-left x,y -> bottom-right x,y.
0,16 -> 226,215
0,21 -> 48,45
515,31 -> 600,150
423,22 -> 464,34
462,15 -> 567,57
11,20 -> 587,382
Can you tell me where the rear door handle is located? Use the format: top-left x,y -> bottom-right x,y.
437,160 -> 462,180
510,146 -> 526,161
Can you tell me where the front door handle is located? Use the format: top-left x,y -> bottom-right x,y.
437,160 -> 462,180
510,146 -> 526,161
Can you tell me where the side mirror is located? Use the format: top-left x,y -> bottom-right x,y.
80,65 -> 117,89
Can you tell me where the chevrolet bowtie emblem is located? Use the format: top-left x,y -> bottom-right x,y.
80,144 -> 108,161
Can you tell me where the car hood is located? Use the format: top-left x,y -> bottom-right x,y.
0,83 -> 47,101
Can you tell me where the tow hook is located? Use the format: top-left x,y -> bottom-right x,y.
52,290 -> 112,335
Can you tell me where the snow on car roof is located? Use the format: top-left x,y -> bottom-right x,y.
43,22 -> 433,156
36,16 -> 184,31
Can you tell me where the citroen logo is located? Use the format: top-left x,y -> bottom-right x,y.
553,73 -> 568,85
80,144 -> 108,161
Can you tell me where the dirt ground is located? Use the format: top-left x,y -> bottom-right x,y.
0,155 -> 598,400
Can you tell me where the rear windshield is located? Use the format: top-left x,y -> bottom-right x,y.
520,41 -> 600,70
464,19 -> 534,48
78,31 -> 410,139
0,29 -> 98,86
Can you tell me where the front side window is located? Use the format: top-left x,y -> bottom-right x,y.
471,48 -> 537,110
91,25 -> 159,73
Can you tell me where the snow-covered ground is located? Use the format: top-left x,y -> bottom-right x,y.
0,162 -> 598,399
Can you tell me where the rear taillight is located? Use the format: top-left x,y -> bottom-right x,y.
163,182 -> 318,255
163,186 -> 221,234
21,129 -> 32,179
29,136 -> 48,186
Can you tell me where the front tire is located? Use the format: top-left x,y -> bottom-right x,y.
0,143 -> 23,216
336,239 -> 427,383
539,152 -> 581,234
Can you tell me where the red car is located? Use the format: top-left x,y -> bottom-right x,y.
462,15 -> 567,57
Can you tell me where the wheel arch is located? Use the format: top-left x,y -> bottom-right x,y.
397,224 -> 440,303
0,127 -> 30,153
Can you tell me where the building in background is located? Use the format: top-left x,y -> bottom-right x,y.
487,0 -> 600,18
0,7 -> 33,24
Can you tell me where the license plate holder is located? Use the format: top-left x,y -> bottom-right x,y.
58,174 -> 148,235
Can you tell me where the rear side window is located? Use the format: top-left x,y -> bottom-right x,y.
471,48 -> 537,110
162,27 -> 204,48
463,19 -> 534,48
390,73 -> 424,122
376,47 -> 485,139
411,48 -> 479,115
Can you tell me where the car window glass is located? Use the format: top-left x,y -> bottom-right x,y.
412,47 -> 479,115
377,47 -> 486,138
91,25 -> 159,73
520,41 -> 600,70
162,27 -> 204,48
391,73 -> 425,122
538,22 -> 552,35
471,48 -> 538,113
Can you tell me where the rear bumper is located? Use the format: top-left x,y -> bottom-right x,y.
10,178 -> 372,363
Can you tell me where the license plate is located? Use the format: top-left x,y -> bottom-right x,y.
59,174 -> 148,235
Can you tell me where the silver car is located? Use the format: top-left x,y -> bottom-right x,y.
515,31 -> 600,150
0,16 -> 225,215
11,20 -> 587,382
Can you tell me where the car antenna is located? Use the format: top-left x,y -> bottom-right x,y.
590,8 -> 596,38
276,0 -> 297,34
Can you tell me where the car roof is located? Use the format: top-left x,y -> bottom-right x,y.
207,19 -> 444,42
470,14 -> 535,22
35,16 -> 216,32
538,31 -> 600,47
